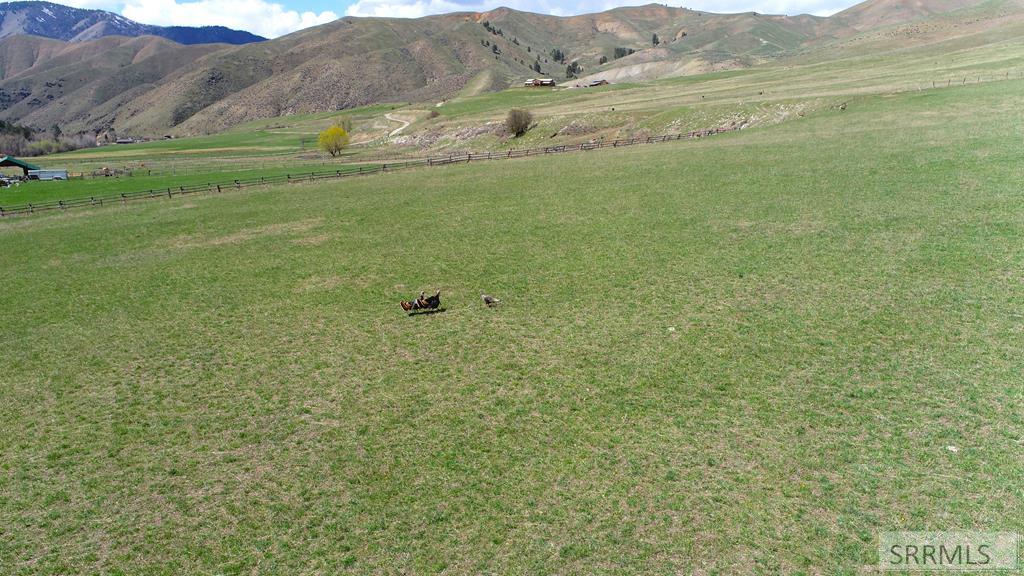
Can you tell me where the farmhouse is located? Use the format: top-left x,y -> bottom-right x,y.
0,155 -> 41,177
524,78 -> 557,87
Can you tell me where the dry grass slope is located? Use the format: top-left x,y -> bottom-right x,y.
5,0 -> 1011,137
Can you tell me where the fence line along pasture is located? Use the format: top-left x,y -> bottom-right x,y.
0,128 -> 736,217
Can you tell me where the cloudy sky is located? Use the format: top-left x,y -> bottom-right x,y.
60,0 -> 857,38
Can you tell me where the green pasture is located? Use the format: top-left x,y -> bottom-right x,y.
2,79 -> 1021,574
28,103 -> 404,169
16,22 -> 1023,195
0,164 -> 373,207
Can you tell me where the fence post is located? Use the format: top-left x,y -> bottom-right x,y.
167,188 -> 172,198
216,185 -> 221,193
0,207 -> 4,217
29,204 -> 34,213
121,194 -> 126,205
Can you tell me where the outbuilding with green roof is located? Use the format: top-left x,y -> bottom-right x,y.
0,156 -> 41,177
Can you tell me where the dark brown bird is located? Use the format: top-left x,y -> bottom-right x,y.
481,294 -> 500,306
422,289 -> 441,309
400,291 -> 427,311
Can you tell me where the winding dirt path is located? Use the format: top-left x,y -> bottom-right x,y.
385,113 -> 412,138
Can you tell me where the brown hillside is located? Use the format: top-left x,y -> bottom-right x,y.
0,0 -> 1013,136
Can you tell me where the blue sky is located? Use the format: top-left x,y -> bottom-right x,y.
61,0 -> 858,38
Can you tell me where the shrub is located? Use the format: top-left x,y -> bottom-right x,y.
613,47 -> 636,59
506,109 -> 532,137
318,125 -> 350,157
0,132 -> 95,156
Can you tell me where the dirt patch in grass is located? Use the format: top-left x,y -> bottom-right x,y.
170,218 -> 325,249
294,275 -> 345,293
291,233 -> 333,246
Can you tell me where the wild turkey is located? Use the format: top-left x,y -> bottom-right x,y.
422,290 -> 441,309
400,291 -> 427,311
401,290 -> 440,311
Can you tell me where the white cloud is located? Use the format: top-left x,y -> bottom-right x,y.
120,0 -> 337,37
345,0 -> 854,18
60,0 -> 126,9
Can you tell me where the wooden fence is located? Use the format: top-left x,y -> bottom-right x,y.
0,127 -> 732,218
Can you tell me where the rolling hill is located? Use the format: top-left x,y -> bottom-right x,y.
0,0 -> 1018,137
0,1 -> 265,44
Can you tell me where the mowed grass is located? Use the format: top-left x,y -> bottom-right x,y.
1,80 -> 1022,574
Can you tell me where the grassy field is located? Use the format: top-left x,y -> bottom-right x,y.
7,16 -> 1019,215
24,103 -> 403,170
0,164 -> 375,207
1,79 -> 1021,574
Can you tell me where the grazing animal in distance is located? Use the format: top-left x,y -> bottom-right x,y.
481,294 -> 500,306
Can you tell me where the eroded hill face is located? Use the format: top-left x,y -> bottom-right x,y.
0,0 -> 1017,137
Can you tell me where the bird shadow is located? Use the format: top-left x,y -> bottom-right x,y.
407,308 -> 447,317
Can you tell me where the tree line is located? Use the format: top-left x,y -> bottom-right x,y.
0,121 -> 96,157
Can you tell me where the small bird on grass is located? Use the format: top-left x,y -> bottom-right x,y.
481,294 -> 501,307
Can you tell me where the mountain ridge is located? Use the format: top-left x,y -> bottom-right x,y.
0,1 -> 266,44
0,0 -> 1016,137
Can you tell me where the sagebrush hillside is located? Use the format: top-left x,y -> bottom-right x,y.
1,0 -> 1020,136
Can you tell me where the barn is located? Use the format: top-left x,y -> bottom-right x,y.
0,156 -> 41,177
524,78 -> 557,87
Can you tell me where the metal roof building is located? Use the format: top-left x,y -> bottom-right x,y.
0,156 -> 41,176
